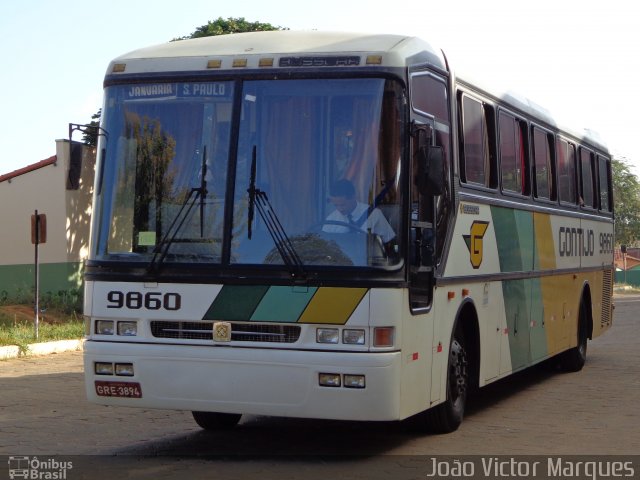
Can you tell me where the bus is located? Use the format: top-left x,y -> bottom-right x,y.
83,31 -> 614,433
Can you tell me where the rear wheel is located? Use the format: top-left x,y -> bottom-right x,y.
192,411 -> 242,431
559,298 -> 588,372
422,326 -> 469,433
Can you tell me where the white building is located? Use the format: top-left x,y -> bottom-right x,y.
0,140 -> 95,306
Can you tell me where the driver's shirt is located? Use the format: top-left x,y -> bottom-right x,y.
323,202 -> 395,243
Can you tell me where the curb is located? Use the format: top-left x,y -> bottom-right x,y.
0,339 -> 83,360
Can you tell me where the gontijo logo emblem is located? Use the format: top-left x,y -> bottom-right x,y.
463,221 -> 490,269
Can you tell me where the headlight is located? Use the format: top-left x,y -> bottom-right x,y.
316,328 -> 339,344
318,373 -> 341,387
117,321 -> 138,336
95,320 -> 114,335
95,362 -> 114,375
344,374 -> 366,389
115,363 -> 135,376
342,329 -> 365,345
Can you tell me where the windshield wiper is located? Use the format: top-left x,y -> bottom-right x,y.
147,147 -> 208,275
247,146 -> 305,279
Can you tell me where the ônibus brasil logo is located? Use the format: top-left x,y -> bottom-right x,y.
8,456 -> 73,479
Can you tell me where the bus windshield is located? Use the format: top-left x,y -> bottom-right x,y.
94,78 -> 404,270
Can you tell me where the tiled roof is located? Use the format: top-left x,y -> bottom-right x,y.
0,156 -> 57,183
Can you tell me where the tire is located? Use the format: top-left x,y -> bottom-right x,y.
559,299 -> 588,372
192,411 -> 242,431
422,326 -> 469,433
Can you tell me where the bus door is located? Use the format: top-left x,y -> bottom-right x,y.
408,70 -> 451,310
408,70 -> 451,403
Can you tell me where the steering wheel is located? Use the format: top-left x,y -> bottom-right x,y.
311,220 -> 365,234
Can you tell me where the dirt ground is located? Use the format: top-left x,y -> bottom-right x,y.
0,304 -> 76,325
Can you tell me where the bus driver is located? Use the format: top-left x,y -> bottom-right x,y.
323,179 -> 396,244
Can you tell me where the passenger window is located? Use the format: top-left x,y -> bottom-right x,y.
532,127 -> 555,200
557,138 -> 576,204
499,111 -> 526,194
579,148 -> 595,208
460,94 -> 494,188
598,155 -> 612,212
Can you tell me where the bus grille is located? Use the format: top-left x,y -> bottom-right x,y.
150,321 -> 301,343
601,269 -> 613,326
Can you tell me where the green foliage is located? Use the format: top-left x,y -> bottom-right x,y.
612,157 -> 640,247
0,288 -> 82,314
82,109 -> 102,146
0,316 -> 84,347
173,16 -> 286,41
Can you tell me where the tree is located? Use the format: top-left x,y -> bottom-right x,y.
173,16 -> 285,41
612,157 -> 640,247
82,109 -> 101,147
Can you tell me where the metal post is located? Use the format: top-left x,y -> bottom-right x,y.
34,209 -> 39,340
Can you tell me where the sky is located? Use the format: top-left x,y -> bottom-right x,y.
1,0 -> 639,177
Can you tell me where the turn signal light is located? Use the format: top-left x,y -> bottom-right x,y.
373,327 -> 394,347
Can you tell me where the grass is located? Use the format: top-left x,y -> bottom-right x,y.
0,307 -> 84,348
613,283 -> 640,294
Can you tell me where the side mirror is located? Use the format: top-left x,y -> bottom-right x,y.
415,125 -> 445,196
425,145 -> 444,196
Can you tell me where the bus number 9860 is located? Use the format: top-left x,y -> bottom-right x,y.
107,291 -> 181,311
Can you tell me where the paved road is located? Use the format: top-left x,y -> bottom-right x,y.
1,296 -> 639,479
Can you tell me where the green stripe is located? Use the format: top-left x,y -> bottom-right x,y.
250,286 -> 318,322
491,206 -> 534,272
203,285 -> 269,321
492,207 -> 551,367
502,279 -> 531,369
529,278 -> 548,361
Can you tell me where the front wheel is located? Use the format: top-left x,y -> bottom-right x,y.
415,327 -> 469,433
192,411 -> 242,431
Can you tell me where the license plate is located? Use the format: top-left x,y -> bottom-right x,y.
95,381 -> 142,398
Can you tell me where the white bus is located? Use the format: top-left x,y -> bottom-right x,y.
83,31 -> 614,433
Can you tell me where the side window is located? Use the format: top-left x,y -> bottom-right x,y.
460,94 -> 495,188
579,147 -> 595,208
532,127 -> 555,200
411,74 -> 451,170
412,74 -> 448,123
598,155 -> 612,212
557,138 -> 577,204
498,111 -> 527,194
410,73 -> 451,263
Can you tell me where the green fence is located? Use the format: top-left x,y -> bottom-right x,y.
0,262 -> 83,310
615,270 -> 640,287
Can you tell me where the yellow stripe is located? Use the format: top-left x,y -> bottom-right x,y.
298,287 -> 368,324
534,212 -> 556,270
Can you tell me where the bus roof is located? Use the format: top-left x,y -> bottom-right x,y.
107,30 -> 607,154
455,72 -> 609,153
107,30 -> 447,74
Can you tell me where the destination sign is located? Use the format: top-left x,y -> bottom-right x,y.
125,82 -> 232,100
127,84 -> 175,99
